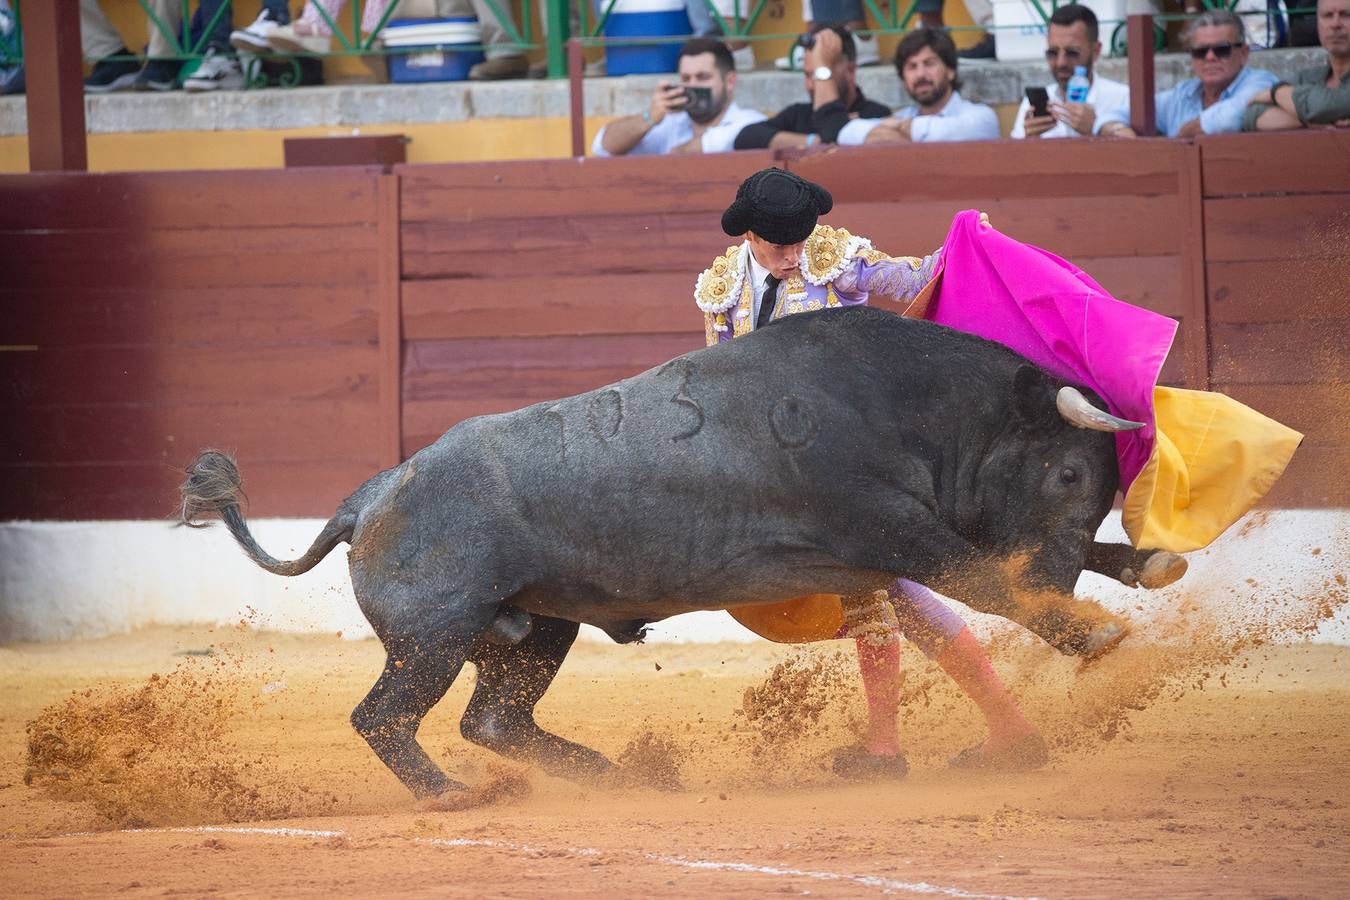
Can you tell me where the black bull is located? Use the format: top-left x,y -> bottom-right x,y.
182,306 -> 1155,797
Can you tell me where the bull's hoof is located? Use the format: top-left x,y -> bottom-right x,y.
949,732 -> 1048,771
1078,620 -> 1131,664
831,745 -> 909,781
1138,551 -> 1188,590
411,776 -> 470,800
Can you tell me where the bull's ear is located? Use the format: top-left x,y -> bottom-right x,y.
1011,365 -> 1055,427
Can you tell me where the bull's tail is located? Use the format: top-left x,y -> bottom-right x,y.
179,450 -> 353,577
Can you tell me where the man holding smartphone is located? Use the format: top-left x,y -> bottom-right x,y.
592,38 -> 766,157
1011,4 -> 1129,139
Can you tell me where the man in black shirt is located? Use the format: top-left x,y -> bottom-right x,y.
733,24 -> 892,150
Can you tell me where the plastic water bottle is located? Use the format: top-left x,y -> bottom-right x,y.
1066,66 -> 1091,104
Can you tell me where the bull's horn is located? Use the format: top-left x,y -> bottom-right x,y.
1056,386 -> 1145,433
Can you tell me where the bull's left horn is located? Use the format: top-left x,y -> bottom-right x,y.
1056,386 -> 1145,433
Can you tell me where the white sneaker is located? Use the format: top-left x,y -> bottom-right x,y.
854,32 -> 880,66
731,44 -> 755,71
184,48 -> 244,92
774,43 -> 804,71
267,23 -> 331,55
230,9 -> 281,53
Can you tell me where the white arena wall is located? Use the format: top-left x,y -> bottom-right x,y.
1,510 -> 1347,646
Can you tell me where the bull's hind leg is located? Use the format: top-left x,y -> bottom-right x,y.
350,606 -> 495,798
461,614 -> 612,780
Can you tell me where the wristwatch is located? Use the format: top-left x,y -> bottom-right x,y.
812,65 -> 833,82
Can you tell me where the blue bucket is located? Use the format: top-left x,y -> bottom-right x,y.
383,17 -> 485,83
604,0 -> 691,76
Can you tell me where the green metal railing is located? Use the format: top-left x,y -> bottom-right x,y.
0,0 -> 1320,85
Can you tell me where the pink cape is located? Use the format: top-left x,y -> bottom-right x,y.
925,210 -> 1179,494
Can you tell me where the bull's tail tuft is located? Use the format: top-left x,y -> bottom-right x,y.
178,449 -> 353,577
179,450 -> 246,529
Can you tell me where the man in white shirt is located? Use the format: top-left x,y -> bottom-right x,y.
839,28 -> 1001,144
592,38 -> 767,157
1012,4 -> 1130,139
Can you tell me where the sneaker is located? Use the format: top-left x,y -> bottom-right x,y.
267,23 -> 331,55
84,48 -> 141,92
184,48 -> 244,92
468,54 -> 529,81
0,64 -> 22,95
854,32 -> 880,66
956,33 -> 997,62
134,58 -> 182,91
774,43 -> 804,71
731,43 -> 755,71
231,9 -> 284,53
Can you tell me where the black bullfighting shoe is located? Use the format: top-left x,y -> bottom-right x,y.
831,745 -> 910,781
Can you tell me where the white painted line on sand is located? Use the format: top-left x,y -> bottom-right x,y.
49,823 -> 1036,899
416,836 -> 1037,899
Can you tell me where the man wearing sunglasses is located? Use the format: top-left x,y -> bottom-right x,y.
1099,9 -> 1278,137
1011,5 -> 1129,139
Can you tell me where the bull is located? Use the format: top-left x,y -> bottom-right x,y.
182,306 -> 1161,798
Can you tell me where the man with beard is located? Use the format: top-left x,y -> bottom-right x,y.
1011,4 -> 1130,139
1099,10 -> 1277,137
592,38 -> 765,157
840,28 -> 1000,145
733,24 -> 892,150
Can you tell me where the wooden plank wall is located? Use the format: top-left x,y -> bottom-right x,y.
1199,132 -> 1350,507
397,140 -> 1200,456
4,132 -> 1346,520
397,151 -> 774,454
0,167 -> 389,518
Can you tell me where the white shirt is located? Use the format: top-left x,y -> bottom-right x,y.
1010,75 -> 1130,139
838,90 -> 1001,145
745,242 -> 774,325
591,101 -> 767,157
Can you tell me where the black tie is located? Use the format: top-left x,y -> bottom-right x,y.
756,274 -> 780,330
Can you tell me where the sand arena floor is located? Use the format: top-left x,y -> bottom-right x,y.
3,587 -> 1349,900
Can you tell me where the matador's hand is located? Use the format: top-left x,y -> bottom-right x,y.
978,211 -> 991,229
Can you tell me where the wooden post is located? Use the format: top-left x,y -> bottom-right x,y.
376,173 -> 404,468
569,37 -> 585,158
23,0 -> 87,171
1127,14 -> 1157,137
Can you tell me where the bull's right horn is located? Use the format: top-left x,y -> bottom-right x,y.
1056,387 -> 1145,433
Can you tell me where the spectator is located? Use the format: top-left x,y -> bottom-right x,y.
1099,10 -> 1279,137
734,24 -> 890,150
1011,4 -> 1129,139
840,27 -> 1000,144
71,0 -> 255,93
774,0 -> 881,69
1244,0 -> 1350,130
592,37 -> 765,156
266,0 -> 529,80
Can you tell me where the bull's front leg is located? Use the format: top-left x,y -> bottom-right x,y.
862,497 -> 1130,659
460,614 -> 613,779
1085,542 -> 1188,590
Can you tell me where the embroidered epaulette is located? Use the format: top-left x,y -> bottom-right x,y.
802,224 -> 874,286
694,244 -> 745,313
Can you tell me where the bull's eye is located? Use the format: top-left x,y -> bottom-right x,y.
1060,467 -> 1079,484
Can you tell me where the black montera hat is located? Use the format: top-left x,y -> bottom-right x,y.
721,168 -> 834,245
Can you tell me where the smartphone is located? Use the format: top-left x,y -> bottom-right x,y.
683,85 -> 714,118
1025,86 -> 1051,118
